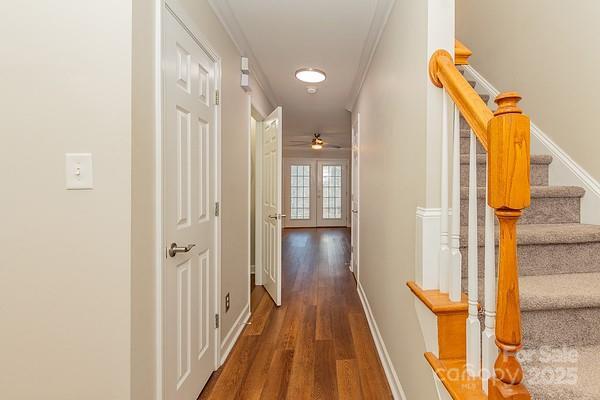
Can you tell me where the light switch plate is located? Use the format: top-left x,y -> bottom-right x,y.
65,153 -> 93,190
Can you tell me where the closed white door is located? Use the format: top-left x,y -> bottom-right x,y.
316,160 -> 348,227
164,8 -> 216,400
351,117 -> 360,279
262,107 -> 283,305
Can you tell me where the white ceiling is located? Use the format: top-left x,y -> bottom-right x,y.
210,0 -> 394,149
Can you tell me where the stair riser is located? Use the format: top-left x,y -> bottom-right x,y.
523,307 -> 600,348
460,162 -> 549,187
460,196 -> 581,225
460,241 -> 600,277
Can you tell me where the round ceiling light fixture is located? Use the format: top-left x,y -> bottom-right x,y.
295,68 -> 326,83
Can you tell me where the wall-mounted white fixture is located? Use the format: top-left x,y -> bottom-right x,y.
295,68 -> 326,83
241,56 -> 251,92
307,87 -> 318,94
65,153 -> 93,190
241,57 -> 249,73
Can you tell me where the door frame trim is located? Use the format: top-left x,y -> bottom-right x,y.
155,1 -> 223,398
351,114 -> 360,282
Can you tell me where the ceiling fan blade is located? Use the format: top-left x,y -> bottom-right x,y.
286,143 -> 310,147
323,143 -> 343,149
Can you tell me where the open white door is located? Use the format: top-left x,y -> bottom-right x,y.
262,107 -> 283,306
351,116 -> 360,280
164,7 -> 217,399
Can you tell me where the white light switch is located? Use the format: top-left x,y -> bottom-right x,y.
65,153 -> 93,190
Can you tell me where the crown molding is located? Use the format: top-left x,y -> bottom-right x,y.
208,0 -> 279,107
345,0 -> 396,111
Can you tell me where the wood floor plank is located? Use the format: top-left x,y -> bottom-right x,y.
348,311 -> 394,399
286,304 -> 317,399
198,228 -> 392,400
312,340 -> 339,400
336,359 -> 363,400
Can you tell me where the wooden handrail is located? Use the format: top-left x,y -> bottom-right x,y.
455,40 -> 473,65
428,43 -> 532,400
429,50 -> 492,150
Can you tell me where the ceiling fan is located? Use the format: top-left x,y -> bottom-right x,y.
287,133 -> 342,150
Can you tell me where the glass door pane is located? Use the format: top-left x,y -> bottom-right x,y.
321,165 -> 342,219
290,164 -> 311,220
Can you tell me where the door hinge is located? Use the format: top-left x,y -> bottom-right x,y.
215,313 -> 220,329
351,245 -> 354,253
215,90 -> 220,106
215,201 -> 220,217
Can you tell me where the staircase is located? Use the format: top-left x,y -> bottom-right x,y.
459,83 -> 600,400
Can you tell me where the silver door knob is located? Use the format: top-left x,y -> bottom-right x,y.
168,243 -> 196,257
352,209 -> 358,214
268,214 -> 287,220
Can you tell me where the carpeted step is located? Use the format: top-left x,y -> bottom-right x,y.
460,154 -> 551,187
524,343 -> 600,400
460,185 -> 584,225
459,273 -> 600,349
520,272 -> 600,348
459,223 -> 600,276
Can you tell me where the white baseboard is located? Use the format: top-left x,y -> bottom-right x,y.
356,282 -> 407,400
464,65 -> 600,225
219,303 -> 250,365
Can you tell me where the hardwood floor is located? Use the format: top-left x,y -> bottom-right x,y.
199,228 -> 392,399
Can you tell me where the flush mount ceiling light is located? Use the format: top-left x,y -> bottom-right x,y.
295,68 -> 326,83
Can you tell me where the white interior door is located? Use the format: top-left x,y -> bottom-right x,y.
164,8 -> 216,400
262,107 -> 283,306
351,116 -> 360,279
316,160 -> 348,227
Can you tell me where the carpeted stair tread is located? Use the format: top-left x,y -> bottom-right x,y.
460,185 -> 585,200
524,344 -> 600,400
459,154 -> 552,165
460,223 -> 600,247
520,272 -> 600,311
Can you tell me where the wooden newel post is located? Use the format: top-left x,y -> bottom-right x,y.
487,92 -> 532,400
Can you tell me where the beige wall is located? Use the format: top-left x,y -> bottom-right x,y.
456,0 -> 600,181
0,1 -> 132,399
352,1 -> 438,398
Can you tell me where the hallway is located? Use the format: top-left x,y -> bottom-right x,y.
199,228 -> 392,399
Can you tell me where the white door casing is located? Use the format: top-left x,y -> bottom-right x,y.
316,160 -> 349,227
262,107 -> 283,306
351,116 -> 360,279
164,7 -> 217,399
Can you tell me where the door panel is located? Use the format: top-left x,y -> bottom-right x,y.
165,8 -> 216,400
316,160 -> 348,227
262,107 -> 283,305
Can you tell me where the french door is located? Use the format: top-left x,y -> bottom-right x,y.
284,159 -> 348,228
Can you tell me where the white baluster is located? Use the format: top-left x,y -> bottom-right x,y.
439,90 -> 450,293
449,105 -> 462,302
466,129 -> 481,376
482,155 -> 497,391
